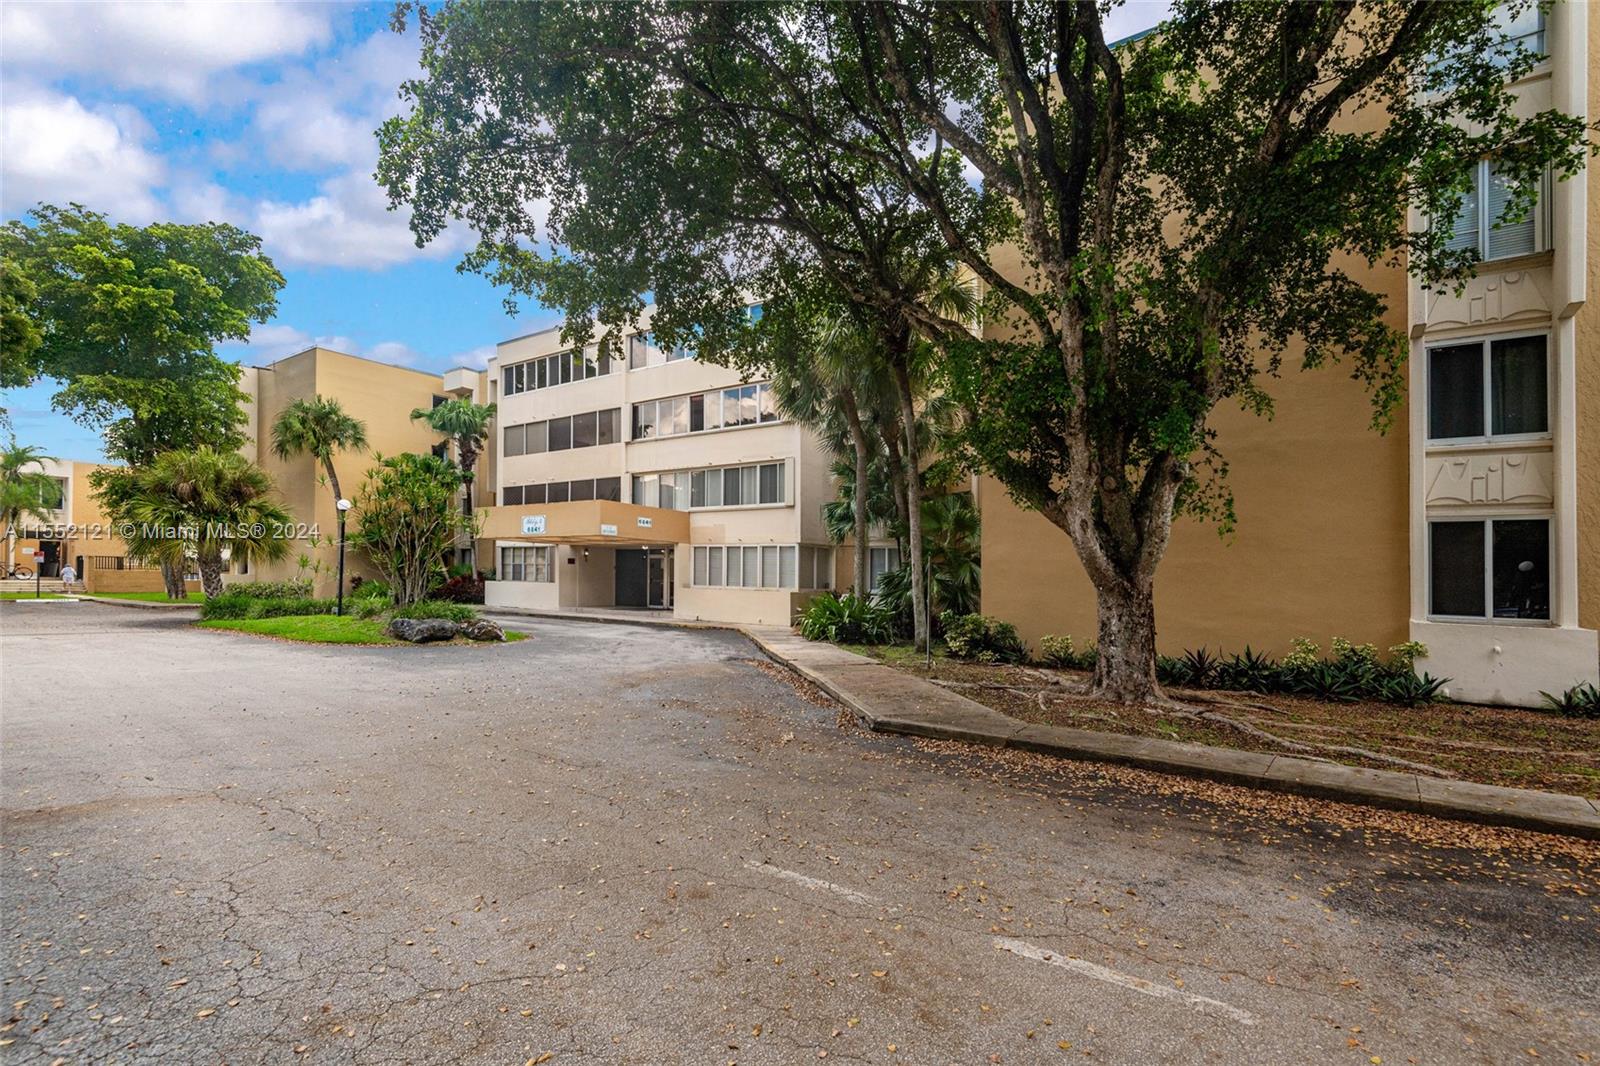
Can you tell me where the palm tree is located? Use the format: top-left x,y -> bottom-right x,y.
0,439 -> 58,577
98,447 -> 292,598
271,396 -> 368,596
270,396 -> 369,506
409,398 -> 496,514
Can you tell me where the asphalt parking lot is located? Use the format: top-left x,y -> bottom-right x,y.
2,601 -> 1597,1063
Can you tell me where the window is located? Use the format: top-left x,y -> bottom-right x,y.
598,408 -> 620,445
723,466 -> 742,506
690,543 -> 831,589
525,483 -> 547,505
629,333 -> 663,369
689,392 -> 705,433
1442,160 -> 1547,262
500,546 -> 554,583
572,410 -> 598,449
1429,518 -> 1550,620
758,462 -> 783,504
1490,1 -> 1545,65
632,474 -> 657,508
1428,335 -> 1548,442
633,401 -> 657,440
569,478 -> 595,501
595,476 -> 622,502
548,416 -> 573,451
658,472 -> 679,511
504,424 -> 526,457
868,546 -> 901,592
526,421 -> 548,453
503,485 -> 524,506
547,481 -> 570,504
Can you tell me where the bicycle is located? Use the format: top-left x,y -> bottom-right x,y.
2,563 -> 35,580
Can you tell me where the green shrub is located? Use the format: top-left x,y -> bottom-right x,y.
1037,634 -> 1095,670
871,565 -> 915,637
796,593 -> 896,645
1539,682 -> 1600,720
351,577 -> 392,601
244,596 -> 336,619
940,611 -> 1026,664
200,593 -> 252,620
1214,647 -> 1277,692
228,579 -> 313,600
350,598 -> 388,620
391,599 -> 478,624
1377,671 -> 1449,707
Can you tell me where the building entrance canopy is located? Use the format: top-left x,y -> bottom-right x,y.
477,500 -> 691,546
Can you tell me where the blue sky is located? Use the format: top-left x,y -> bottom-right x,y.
1,0 -> 1169,462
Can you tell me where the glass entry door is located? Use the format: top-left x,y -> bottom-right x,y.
646,548 -> 673,609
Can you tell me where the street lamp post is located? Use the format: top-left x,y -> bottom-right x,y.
336,497 -> 352,616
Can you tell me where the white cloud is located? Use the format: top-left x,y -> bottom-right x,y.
0,84 -> 165,219
223,323 -> 427,368
1,1 -> 333,103
252,31 -> 417,170
254,166 -> 470,270
447,344 -> 497,370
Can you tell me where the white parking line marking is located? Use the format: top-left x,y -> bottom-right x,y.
745,860 -> 876,906
994,937 -> 1259,1026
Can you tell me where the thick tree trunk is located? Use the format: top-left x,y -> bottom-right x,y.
1091,576 -> 1160,703
889,358 -> 928,652
840,388 -> 872,597
197,552 -> 226,600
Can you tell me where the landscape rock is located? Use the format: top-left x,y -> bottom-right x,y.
461,619 -> 506,642
387,617 -> 460,643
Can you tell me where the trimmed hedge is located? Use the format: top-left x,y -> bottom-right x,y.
202,593 -> 336,621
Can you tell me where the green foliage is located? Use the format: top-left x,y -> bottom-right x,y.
1038,634 -> 1096,671
0,260 -> 42,393
922,492 -> 981,618
410,398 -> 495,491
1213,647 -> 1278,692
350,597 -> 389,620
1,204 -> 281,461
227,579 -> 313,600
796,593 -> 896,645
1376,672 -> 1450,708
390,599 -> 478,624
92,447 -> 293,599
940,611 -> 1027,665
1539,683 -> 1600,721
376,0 -> 1593,698
0,439 -> 59,537
198,615 -> 396,645
202,593 -> 335,621
349,453 -> 478,605
350,577 -> 392,601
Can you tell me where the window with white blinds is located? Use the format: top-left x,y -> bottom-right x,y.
1442,160 -> 1547,262
690,544 -> 831,590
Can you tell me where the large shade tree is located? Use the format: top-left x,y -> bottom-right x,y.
379,0 -> 1593,699
0,204 -> 284,465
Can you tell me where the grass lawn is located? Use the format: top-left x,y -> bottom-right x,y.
0,592 -> 68,600
92,591 -> 206,603
198,614 -> 527,646
847,642 -> 1600,799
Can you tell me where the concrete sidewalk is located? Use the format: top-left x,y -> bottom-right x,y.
497,607 -> 1600,839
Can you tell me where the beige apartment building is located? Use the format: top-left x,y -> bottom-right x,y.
0,455 -> 137,588
233,346 -> 462,595
980,1 -> 1599,706
470,313 -> 844,625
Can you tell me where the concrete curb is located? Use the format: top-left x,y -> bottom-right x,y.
736,632 -> 1600,842
75,595 -> 202,610
489,607 -> 1600,840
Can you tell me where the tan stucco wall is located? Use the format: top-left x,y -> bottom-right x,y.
244,347 -> 447,596
981,348 -> 1412,657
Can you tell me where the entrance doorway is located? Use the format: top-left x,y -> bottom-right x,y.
615,547 -> 673,609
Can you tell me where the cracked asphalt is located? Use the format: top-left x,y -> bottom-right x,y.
2,601 -> 1597,1064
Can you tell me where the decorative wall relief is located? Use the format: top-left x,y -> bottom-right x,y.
1425,268 -> 1551,330
1425,451 -> 1554,507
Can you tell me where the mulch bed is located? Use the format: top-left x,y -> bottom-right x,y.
862,652 -> 1600,799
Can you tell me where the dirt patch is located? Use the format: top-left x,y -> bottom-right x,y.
856,652 -> 1600,799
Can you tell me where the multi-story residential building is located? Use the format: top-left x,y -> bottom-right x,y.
235,345 -> 459,595
474,314 -> 844,625
0,456 -> 128,585
979,1 -> 1597,706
